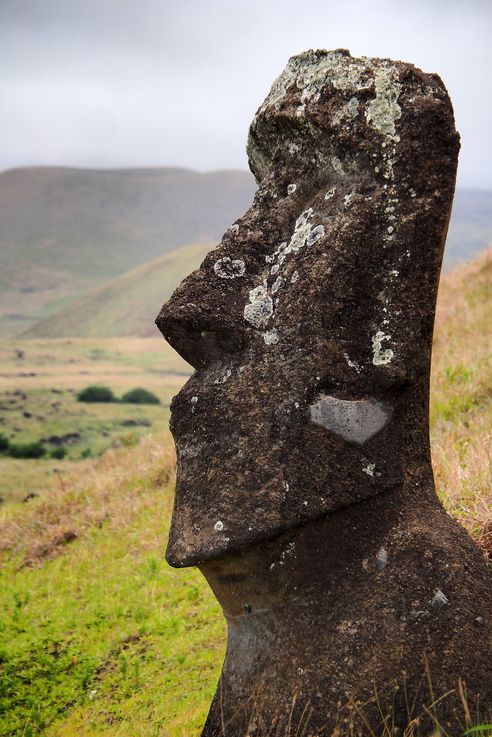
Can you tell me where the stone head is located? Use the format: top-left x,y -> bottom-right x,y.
156,49 -> 459,567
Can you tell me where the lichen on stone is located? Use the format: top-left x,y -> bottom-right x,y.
244,284 -> 274,328
243,209 -> 324,333
365,67 -> 402,141
371,330 -> 394,365
214,257 -> 246,279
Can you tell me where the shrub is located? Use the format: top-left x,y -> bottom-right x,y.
120,388 -> 160,405
50,446 -> 68,460
0,434 -> 10,454
8,442 -> 46,459
77,385 -> 115,403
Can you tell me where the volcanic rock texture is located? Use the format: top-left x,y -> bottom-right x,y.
157,50 -> 492,735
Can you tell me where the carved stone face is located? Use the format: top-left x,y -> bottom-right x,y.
156,50 -> 459,567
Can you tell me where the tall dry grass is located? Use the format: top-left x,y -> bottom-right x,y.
0,433 -> 176,565
431,247 -> 492,559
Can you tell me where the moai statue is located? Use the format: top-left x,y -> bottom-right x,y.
156,50 -> 492,735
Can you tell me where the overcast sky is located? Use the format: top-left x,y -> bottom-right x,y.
1,0 -> 491,188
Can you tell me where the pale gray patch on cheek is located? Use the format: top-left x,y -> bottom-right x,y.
309,395 -> 393,445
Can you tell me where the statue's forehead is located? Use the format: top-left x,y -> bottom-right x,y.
259,50 -> 376,111
256,50 -> 403,123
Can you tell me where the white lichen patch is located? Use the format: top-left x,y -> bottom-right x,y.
344,353 -> 361,373
365,67 -> 401,140
265,51 -> 373,116
347,96 -> 360,117
244,209 -> 324,333
271,276 -> 283,294
214,257 -> 246,279
287,209 -> 315,252
344,193 -> 354,207
263,328 -> 279,345
371,330 -> 394,365
227,223 -> 240,235
332,96 -> 360,125
190,395 -> 198,413
306,224 -> 325,246
287,183 -> 297,195
213,368 -> 232,385
376,547 -> 388,570
325,186 -> 336,200
214,520 -> 224,532
291,270 -> 299,284
363,462 -> 375,477
244,284 -> 274,328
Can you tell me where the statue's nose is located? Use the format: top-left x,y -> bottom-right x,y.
156,298 -> 246,370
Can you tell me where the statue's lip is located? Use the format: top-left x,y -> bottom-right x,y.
164,481 -> 403,569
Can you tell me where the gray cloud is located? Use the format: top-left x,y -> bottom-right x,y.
0,0 -> 491,187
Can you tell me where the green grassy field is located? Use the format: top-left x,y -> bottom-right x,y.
0,337 -> 190,504
0,250 -> 491,736
0,437 -> 224,737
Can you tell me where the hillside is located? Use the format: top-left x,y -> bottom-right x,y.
1,163 -> 490,338
445,188 -> 492,266
0,166 -> 256,336
21,243 -> 212,338
19,190 -> 492,339
0,249 -> 490,736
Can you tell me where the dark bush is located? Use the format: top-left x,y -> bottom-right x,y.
50,446 -> 67,460
120,388 -> 160,405
8,442 -> 46,459
77,385 -> 115,403
0,434 -> 10,454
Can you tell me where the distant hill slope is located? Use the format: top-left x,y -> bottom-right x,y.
0,166 -> 256,336
445,189 -> 492,267
21,242 -> 213,338
1,163 -> 490,337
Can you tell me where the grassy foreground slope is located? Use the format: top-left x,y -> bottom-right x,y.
21,243 -> 212,339
0,439 -> 224,737
0,249 -> 490,737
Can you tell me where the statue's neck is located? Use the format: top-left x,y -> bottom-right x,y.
200,482 -> 439,622
198,485 -> 448,735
